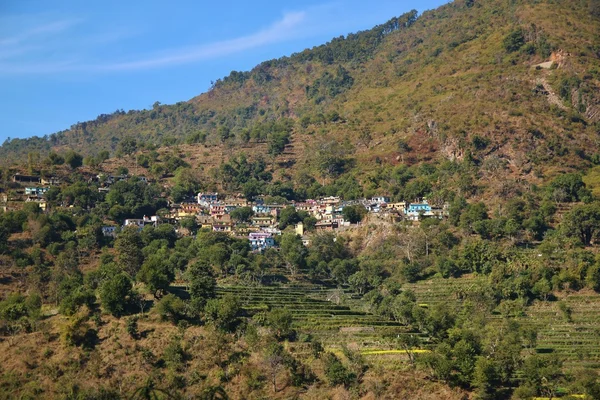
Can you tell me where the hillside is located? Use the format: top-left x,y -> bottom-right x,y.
2,0 -> 599,190
4,1 -> 600,399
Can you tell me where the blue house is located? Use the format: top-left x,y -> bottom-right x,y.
249,232 -> 276,252
25,187 -> 49,196
406,203 -> 432,214
405,202 -> 433,221
252,204 -> 272,214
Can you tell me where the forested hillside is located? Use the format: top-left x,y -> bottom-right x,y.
3,1 -> 600,399
3,0 -> 599,186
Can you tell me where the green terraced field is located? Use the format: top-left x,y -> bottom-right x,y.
215,279 -> 600,369
216,286 -> 421,357
405,278 -> 600,368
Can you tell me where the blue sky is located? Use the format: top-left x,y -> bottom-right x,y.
0,0 -> 449,143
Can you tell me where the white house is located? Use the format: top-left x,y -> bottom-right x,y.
123,215 -> 160,229
372,196 -> 391,204
198,192 -> 219,206
249,232 -> 276,252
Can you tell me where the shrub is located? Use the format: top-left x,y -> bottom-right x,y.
155,294 -> 186,324
503,29 -> 525,53
323,353 -> 356,387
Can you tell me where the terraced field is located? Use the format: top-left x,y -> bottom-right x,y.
216,285 -> 424,360
404,277 -> 600,368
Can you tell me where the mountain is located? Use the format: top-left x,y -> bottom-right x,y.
2,0 -> 600,192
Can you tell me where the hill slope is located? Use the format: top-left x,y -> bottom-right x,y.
2,0 -> 600,188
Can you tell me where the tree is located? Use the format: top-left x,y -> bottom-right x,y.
563,203 -> 600,246
278,206 -> 301,230
264,342 -> 286,393
46,152 -> 64,165
204,294 -> 241,332
126,316 -> 139,339
267,308 -> 295,341
472,357 -> 502,400
115,226 -> 144,277
137,251 -> 174,298
314,140 -> 350,177
515,355 -> 564,399
230,206 -> 254,223
348,271 -> 372,295
323,353 -> 356,387
358,128 -> 372,148
280,233 -> 306,276
342,205 -> 367,224
64,150 -> 83,169
0,226 -> 8,254
548,173 -> 589,203
155,293 -> 186,323
397,334 -> 420,365
179,216 -> 198,234
100,273 -> 132,316
186,261 -> 217,312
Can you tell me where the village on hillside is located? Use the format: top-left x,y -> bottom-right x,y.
2,173 -> 449,252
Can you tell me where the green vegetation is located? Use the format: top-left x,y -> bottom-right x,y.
2,0 -> 600,398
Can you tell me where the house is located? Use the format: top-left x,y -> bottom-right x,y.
315,220 -> 338,231
387,202 -> 407,212
223,196 -> 247,207
252,215 -> 276,229
214,213 -> 232,224
295,200 -> 318,214
25,187 -> 49,196
12,174 -> 41,184
372,196 -> 391,204
322,196 -> 341,205
123,215 -> 160,229
405,202 -> 444,221
301,236 -> 311,247
406,203 -> 432,214
102,226 -> 118,238
249,232 -> 276,252
210,204 -> 226,217
213,223 -> 233,233
180,202 -> 203,214
198,192 -> 219,206
295,222 -> 305,236
99,174 -> 129,185
41,176 -> 60,186
253,204 -> 271,214
261,227 -> 282,236
25,197 -> 47,211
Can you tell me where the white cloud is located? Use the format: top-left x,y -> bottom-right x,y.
0,11 -> 310,75
96,11 -> 307,71
0,19 -> 81,47
0,1 -> 412,76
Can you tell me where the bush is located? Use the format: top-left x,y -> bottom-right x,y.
99,274 -> 132,316
126,316 -> 139,339
267,308 -> 296,341
204,294 -> 241,332
504,29 -> 525,53
61,315 -> 98,349
155,294 -> 186,323
323,353 -> 356,387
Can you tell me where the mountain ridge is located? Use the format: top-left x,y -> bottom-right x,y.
2,0 -> 600,192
